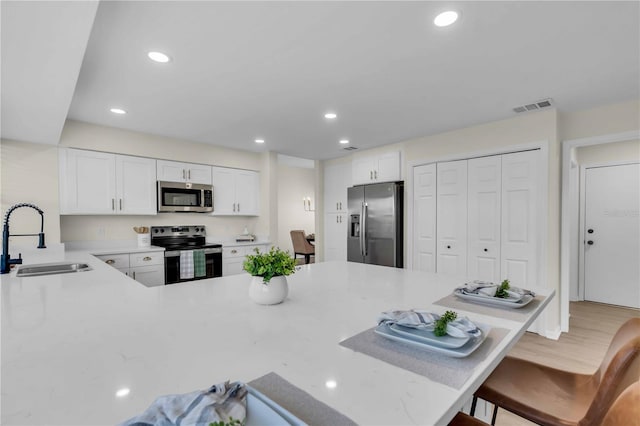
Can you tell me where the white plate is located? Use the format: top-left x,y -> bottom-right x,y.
454,289 -> 534,309
246,386 -> 307,426
388,324 -> 470,349
374,322 -> 490,358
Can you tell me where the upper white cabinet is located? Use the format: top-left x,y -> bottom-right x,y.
324,162 -> 351,213
211,166 -> 259,216
352,151 -> 401,185
157,160 -> 212,185
59,149 -> 156,215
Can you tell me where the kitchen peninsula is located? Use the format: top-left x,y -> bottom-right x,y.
1,251 -> 553,425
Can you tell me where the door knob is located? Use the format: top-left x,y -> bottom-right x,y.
587,240 -> 594,245
447,245 -> 451,249
483,248 -> 488,252
588,229 -> 594,234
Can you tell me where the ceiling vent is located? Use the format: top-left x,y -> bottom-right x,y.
343,146 -> 358,151
513,98 -> 553,114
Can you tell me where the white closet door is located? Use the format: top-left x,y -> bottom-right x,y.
413,164 -> 437,272
437,160 -> 468,276
468,156 -> 502,282
501,150 -> 538,288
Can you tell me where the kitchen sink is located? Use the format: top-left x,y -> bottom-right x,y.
16,262 -> 93,277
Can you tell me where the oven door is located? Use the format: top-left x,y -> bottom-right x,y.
164,247 -> 223,284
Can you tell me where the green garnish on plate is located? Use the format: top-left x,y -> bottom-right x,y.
210,417 -> 244,426
434,310 -> 457,336
495,279 -> 510,298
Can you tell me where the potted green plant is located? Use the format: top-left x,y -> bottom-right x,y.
243,247 -> 297,305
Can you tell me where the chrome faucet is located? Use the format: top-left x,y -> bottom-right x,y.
1,203 -> 46,274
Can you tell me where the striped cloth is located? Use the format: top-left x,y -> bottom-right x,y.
180,250 -> 194,280
120,381 -> 247,426
193,249 -> 206,278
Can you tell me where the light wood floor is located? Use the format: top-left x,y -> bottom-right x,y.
493,301 -> 639,426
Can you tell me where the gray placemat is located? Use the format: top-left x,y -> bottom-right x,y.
248,372 -> 357,426
339,326 -> 509,389
434,293 -> 544,321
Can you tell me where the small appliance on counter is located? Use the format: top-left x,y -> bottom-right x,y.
151,225 -> 222,284
235,227 -> 256,242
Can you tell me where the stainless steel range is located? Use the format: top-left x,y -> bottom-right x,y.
151,225 -> 222,284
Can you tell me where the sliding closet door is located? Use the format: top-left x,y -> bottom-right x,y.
501,150 -> 538,288
413,164 -> 437,272
436,160 -> 468,276
467,156 -> 502,282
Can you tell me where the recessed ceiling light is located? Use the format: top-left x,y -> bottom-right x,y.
324,112 -> 337,119
147,51 -> 170,63
255,139 -> 265,144
339,139 -> 349,144
434,11 -> 459,27
110,108 -> 126,114
115,388 -> 130,397
325,380 -> 337,389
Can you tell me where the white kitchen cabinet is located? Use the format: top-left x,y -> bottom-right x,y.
222,243 -> 269,276
352,151 -> 401,185
211,166 -> 259,216
324,213 -> 347,261
59,148 -> 156,215
97,250 -> 165,287
157,160 -> 212,185
324,163 -> 351,213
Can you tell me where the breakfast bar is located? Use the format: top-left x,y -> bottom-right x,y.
1,253 -> 554,425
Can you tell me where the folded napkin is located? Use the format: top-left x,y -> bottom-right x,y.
120,381 -> 247,426
377,310 -> 481,338
457,280 -> 536,297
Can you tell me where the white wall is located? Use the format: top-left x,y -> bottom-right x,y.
276,164 -> 315,253
576,139 -> 640,165
0,139 -> 61,243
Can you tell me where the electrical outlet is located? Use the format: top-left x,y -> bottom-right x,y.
97,227 -> 106,239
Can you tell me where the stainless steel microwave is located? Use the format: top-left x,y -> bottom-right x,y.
157,181 -> 213,213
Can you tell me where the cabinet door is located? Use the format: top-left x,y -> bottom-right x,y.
157,160 -> 187,182
235,170 -> 259,216
211,166 -> 237,215
116,155 -> 157,215
467,156 -> 502,282
413,164 -> 437,273
62,149 -> 116,214
501,150 -> 538,288
324,213 -> 347,261
375,151 -> 401,182
186,164 -> 212,185
131,265 -> 165,287
352,157 -> 376,185
436,160 -> 468,276
223,259 -> 245,276
324,163 -> 351,213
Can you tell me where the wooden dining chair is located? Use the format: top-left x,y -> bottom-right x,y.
290,230 -> 315,264
471,317 -> 640,426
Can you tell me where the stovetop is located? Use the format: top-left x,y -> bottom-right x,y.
150,225 -> 222,250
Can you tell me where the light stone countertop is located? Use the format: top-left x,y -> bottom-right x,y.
0,246 -> 554,426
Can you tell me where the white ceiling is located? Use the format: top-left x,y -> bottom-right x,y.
3,1 -> 639,160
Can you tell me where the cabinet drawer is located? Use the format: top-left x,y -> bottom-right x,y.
223,246 -> 245,259
130,251 -> 164,267
96,253 -> 130,269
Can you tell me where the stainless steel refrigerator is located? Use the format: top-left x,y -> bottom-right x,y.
347,181 -> 403,267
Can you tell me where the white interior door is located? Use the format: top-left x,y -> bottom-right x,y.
501,150 -> 538,289
437,160 -> 468,276
468,156 -> 502,282
413,164 -> 437,272
584,163 -> 640,308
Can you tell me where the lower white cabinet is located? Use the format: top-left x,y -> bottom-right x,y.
324,213 -> 347,261
96,251 -> 165,287
222,243 -> 269,276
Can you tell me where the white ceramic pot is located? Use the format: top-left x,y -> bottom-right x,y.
249,275 -> 288,305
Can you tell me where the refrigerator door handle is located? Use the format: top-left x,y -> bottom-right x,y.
360,202 -> 365,256
362,202 -> 368,257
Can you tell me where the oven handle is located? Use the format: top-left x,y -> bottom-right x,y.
165,248 -> 222,257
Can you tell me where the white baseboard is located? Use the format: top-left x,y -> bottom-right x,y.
545,326 -> 562,340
